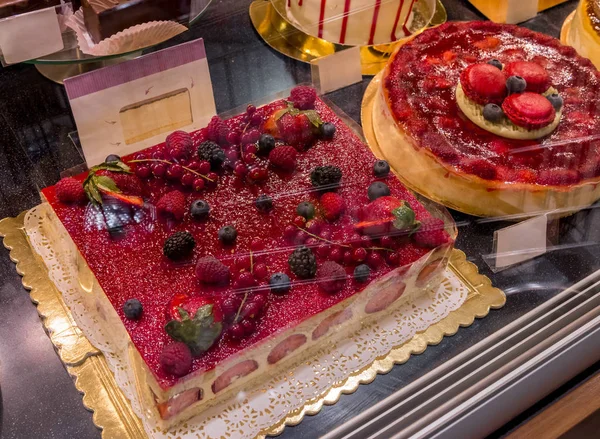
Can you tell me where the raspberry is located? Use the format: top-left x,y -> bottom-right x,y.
206,116 -> 229,145
195,256 -> 230,284
289,86 -> 317,110
320,192 -> 345,221
160,342 -> 192,377
165,130 -> 193,153
268,146 -> 297,171
317,261 -> 347,294
156,190 -> 186,221
55,177 -> 86,204
413,217 -> 449,248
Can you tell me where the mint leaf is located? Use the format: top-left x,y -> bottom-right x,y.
165,304 -> 222,357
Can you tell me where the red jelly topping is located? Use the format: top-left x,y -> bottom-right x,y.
460,63 -> 507,105
504,61 -> 550,94
502,92 -> 556,130
384,21 -> 600,186
42,98 -> 442,389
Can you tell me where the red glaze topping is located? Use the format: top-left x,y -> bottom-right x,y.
504,61 -> 550,94
459,63 -> 507,105
42,98 -> 442,389
502,92 -> 556,130
384,21 -> 600,186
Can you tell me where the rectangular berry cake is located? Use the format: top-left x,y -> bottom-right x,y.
36,88 -> 455,429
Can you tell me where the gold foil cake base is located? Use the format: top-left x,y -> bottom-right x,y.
249,0 -> 447,76
1,209 -> 504,438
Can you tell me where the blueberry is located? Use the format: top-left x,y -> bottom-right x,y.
546,93 -> 563,111
506,75 -> 527,94
483,103 -> 504,123
123,299 -> 143,320
255,194 -> 274,212
296,201 -> 315,219
218,225 -> 237,245
105,154 -> 121,163
190,199 -> 210,220
367,181 -> 391,201
354,264 -> 371,283
373,160 -> 390,178
258,133 -> 276,155
319,122 -> 336,140
269,272 -> 291,295
487,59 -> 502,70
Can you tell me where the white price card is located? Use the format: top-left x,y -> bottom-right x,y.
311,46 -> 362,94
64,38 -> 216,167
493,214 -> 548,269
0,6 -> 63,65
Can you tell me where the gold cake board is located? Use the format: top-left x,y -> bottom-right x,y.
0,210 -> 505,438
249,0 -> 447,76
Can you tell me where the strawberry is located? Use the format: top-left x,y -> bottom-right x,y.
289,86 -> 317,110
355,196 -> 417,237
320,192 -> 345,221
268,146 -> 297,171
264,104 -> 319,147
55,177 -> 86,204
166,293 -> 223,323
156,190 -> 186,221
195,256 -> 230,284
413,217 -> 449,248
96,170 -> 142,195
206,116 -> 229,146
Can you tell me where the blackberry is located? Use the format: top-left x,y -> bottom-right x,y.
255,194 -> 274,212
368,181 -> 390,201
123,299 -> 143,320
354,264 -> 371,283
257,134 -> 276,155
288,246 -> 317,279
218,225 -> 237,245
269,272 -> 291,295
373,160 -> 390,178
197,141 -> 226,170
310,165 -> 342,191
296,201 -> 315,219
105,154 -> 121,163
163,231 -> 196,260
190,199 -> 210,220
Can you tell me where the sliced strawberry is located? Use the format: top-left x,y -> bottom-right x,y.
166,294 -> 223,323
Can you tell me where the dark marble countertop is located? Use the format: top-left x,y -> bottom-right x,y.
1,0 -> 597,438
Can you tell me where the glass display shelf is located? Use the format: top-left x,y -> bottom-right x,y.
0,0 -> 598,438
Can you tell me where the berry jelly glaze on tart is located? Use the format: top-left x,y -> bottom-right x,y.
375,21 -> 600,217
41,89 -> 454,428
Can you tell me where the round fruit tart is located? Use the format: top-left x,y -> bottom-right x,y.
373,21 -> 600,217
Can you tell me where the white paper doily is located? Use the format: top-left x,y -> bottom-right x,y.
66,9 -> 187,56
26,204 -> 468,438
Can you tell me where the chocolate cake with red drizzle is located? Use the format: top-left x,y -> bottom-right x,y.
285,0 -> 416,46
39,88 -> 454,428
373,21 -> 600,217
